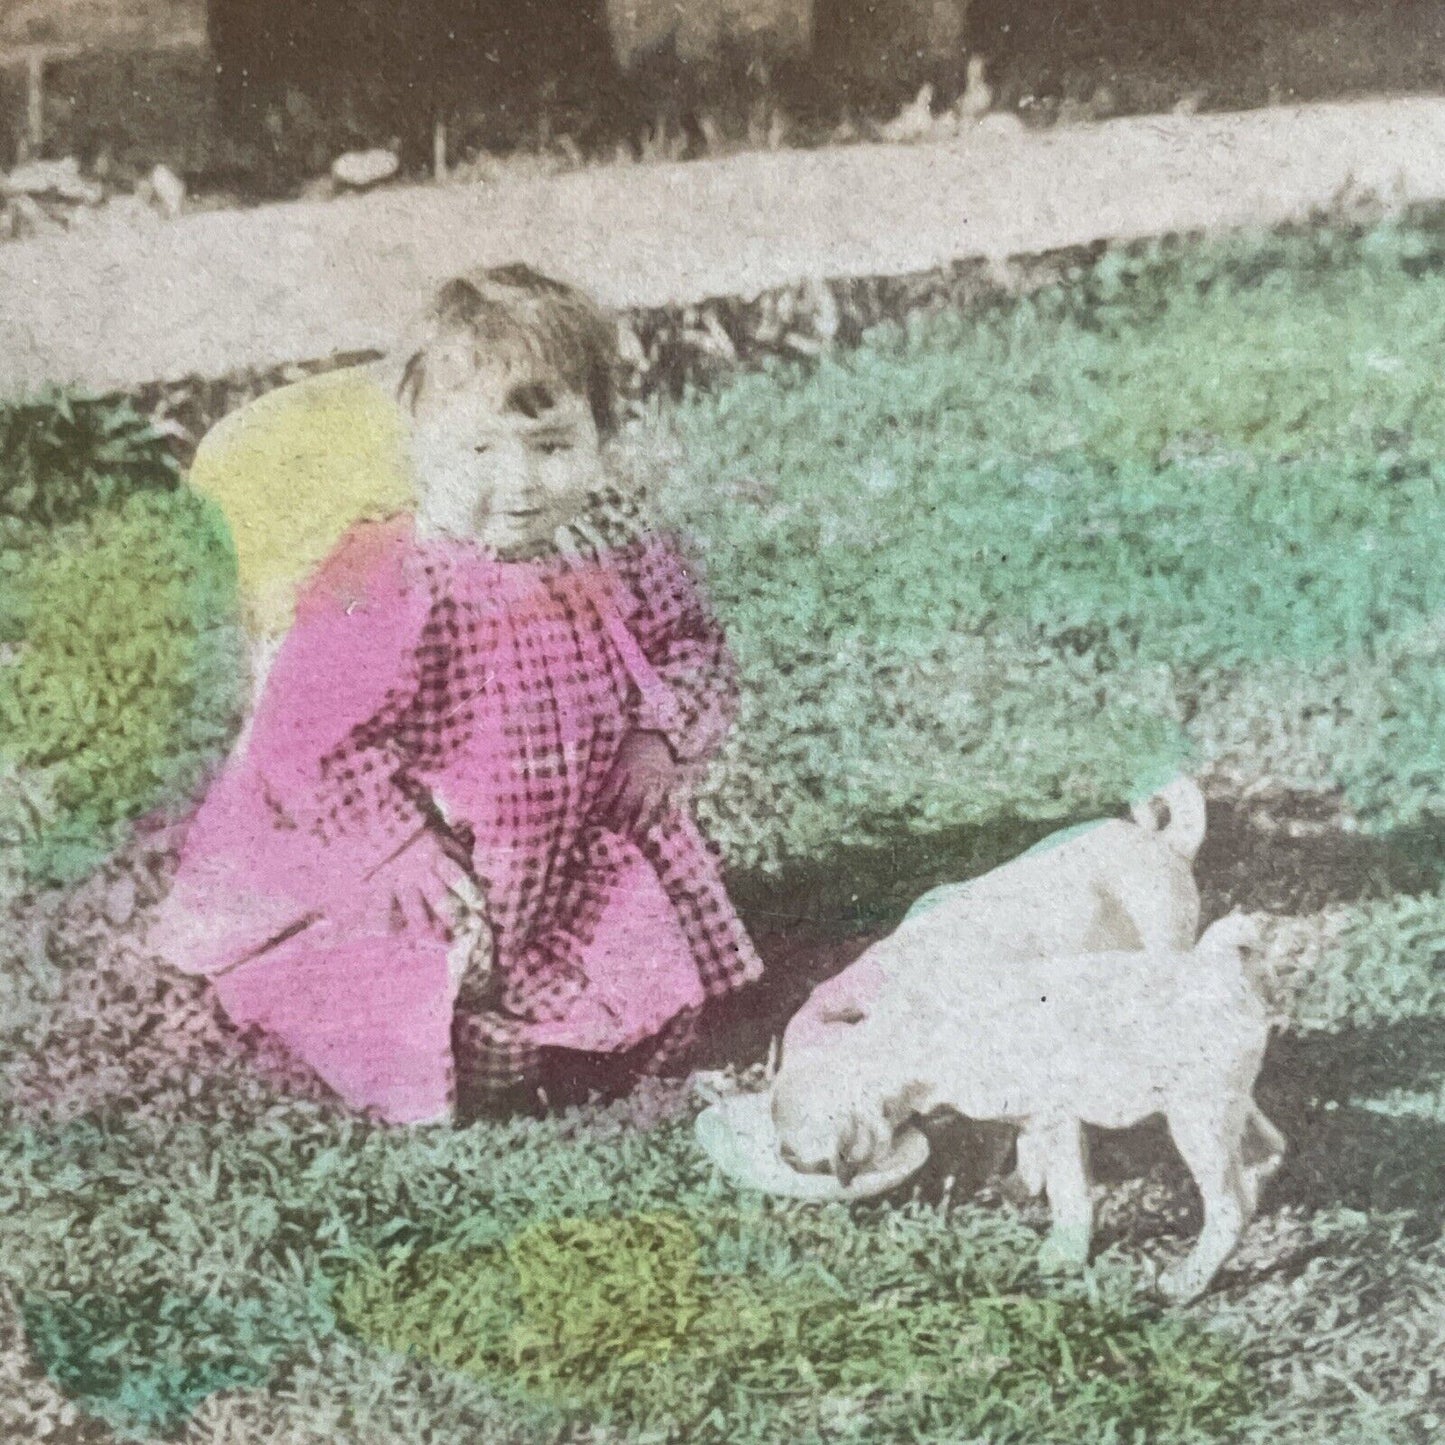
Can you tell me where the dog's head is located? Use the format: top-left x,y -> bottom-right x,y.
771,1059 -> 894,1186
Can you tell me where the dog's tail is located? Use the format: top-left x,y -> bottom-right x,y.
1197,911 -> 1272,1001
1129,775 -> 1207,861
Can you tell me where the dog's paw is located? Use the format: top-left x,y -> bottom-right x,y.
1037,1228 -> 1090,1276
998,1170 -> 1037,1208
1156,1261 -> 1210,1305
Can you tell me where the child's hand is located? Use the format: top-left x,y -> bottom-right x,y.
596,730 -> 682,836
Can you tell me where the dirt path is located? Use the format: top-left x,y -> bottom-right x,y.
6,94 -> 1445,395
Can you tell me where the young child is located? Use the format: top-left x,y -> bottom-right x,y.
150,264 -> 763,1124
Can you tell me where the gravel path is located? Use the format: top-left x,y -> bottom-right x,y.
6,94 -> 1445,395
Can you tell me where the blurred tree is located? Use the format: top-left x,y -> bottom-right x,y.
813,0 -> 972,107
207,0 -> 621,156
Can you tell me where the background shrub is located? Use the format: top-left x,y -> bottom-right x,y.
0,490 -> 244,885
0,393 -> 181,529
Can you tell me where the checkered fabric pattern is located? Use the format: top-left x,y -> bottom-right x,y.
298,510 -> 760,1094
453,1000 -> 702,1098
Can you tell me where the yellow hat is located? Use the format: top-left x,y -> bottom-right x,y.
187,364 -> 414,640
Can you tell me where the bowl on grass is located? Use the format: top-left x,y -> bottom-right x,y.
694,1091 -> 930,1202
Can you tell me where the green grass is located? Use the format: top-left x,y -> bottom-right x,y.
5,213 -> 1445,1441
0,490 -> 243,886
660,217 -> 1445,872
0,1094 -> 1257,1443
335,1203 -> 1253,1443
6,868 -> 1443,1441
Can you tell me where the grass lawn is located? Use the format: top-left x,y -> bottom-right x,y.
4,213 -> 1445,1442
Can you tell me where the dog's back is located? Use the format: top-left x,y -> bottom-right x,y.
780,777 -> 1206,1059
900,912 -> 1271,1130
886,777 -> 1205,969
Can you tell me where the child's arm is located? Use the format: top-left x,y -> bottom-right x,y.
153,522 -> 464,973
250,520 -> 433,856
264,528 -> 484,935
616,535 -> 740,765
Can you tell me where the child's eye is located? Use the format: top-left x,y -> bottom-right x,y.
473,443 -> 492,455
536,439 -> 571,457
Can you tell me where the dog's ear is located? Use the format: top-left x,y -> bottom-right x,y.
833,1108 -> 885,1187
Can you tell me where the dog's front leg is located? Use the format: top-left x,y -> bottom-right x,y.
1034,1118 -> 1094,1275
1000,1120 -> 1050,1207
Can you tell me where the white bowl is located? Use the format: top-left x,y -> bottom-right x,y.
694,1091 -> 930,1202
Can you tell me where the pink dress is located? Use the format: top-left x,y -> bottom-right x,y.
150,517 -> 762,1123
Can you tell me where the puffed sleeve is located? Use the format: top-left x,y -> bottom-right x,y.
614,535 -> 741,765
151,519 -> 460,974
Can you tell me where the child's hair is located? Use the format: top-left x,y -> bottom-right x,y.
397,263 -> 621,438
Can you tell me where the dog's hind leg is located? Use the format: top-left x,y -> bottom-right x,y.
1035,1119 -> 1094,1276
1160,1101 -> 1251,1303
1014,1121 -> 1049,1197
1241,1105 -> 1286,1215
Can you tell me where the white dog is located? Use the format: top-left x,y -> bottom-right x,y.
772,913 -> 1286,1302
779,775 -> 1207,1060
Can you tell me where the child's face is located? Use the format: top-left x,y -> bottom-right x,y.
408,367 -> 604,557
